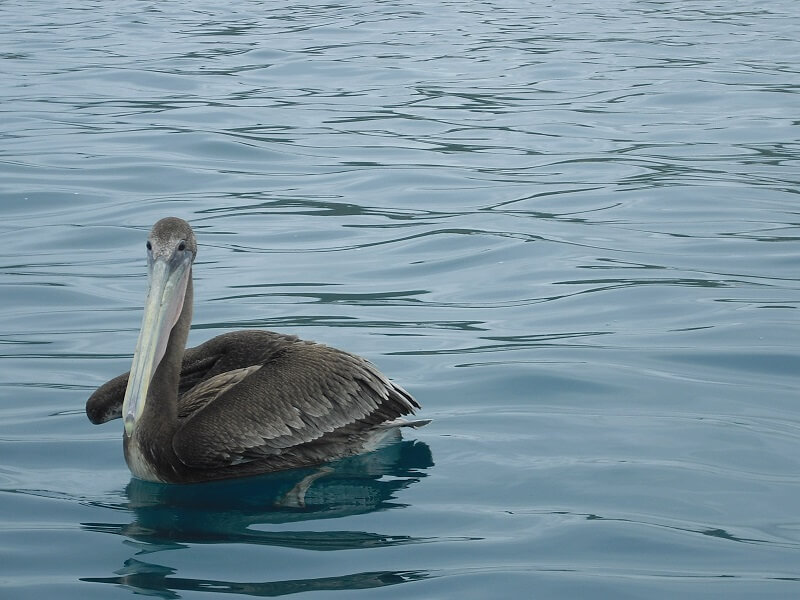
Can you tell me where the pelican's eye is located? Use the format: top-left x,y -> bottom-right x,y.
177,241 -> 186,252
146,241 -> 152,251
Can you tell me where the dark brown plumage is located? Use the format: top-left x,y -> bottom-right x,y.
86,217 -> 427,483
86,330 -> 299,425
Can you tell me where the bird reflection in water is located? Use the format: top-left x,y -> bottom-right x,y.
81,439 -> 435,597
85,561 -> 429,597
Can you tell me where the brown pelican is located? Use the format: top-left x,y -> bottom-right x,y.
86,217 -> 428,483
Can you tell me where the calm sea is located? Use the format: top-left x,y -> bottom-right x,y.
1,1 -> 799,598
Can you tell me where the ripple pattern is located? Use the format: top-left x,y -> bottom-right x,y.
1,0 -> 799,598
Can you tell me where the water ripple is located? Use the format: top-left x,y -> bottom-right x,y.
2,0 -> 799,597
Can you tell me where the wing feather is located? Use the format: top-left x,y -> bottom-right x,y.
85,329 -> 297,424
177,364 -> 263,419
172,341 -> 419,469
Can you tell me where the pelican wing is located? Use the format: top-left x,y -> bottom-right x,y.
85,371 -> 130,424
86,330 -> 297,424
172,341 -> 419,469
177,364 -> 263,418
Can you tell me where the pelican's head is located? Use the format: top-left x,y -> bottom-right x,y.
122,217 -> 197,436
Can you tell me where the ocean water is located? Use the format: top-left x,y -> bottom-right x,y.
1,0 -> 799,598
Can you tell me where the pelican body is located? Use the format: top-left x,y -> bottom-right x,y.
86,217 -> 426,483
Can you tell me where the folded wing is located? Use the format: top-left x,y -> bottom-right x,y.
172,341 -> 419,470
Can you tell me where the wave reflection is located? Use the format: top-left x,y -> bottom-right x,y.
83,560 -> 430,597
80,440 -> 434,596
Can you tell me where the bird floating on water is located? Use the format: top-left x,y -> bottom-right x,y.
86,217 -> 428,483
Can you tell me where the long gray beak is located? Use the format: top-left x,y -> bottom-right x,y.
122,252 -> 192,436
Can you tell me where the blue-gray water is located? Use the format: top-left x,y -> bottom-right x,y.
1,1 -> 799,598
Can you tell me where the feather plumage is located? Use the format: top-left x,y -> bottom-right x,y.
86,217 -> 427,483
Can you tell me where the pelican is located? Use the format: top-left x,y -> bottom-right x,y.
86,217 -> 428,483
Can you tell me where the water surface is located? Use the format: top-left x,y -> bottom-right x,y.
1,1 -> 799,598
